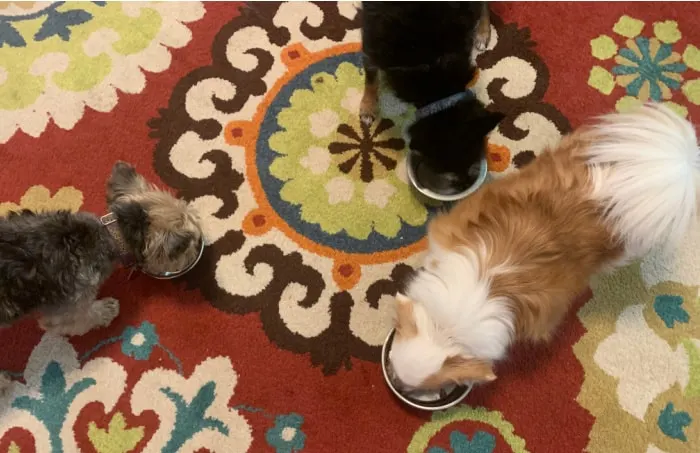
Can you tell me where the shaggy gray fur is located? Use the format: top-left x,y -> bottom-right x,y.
0,209 -> 118,325
0,161 -> 202,331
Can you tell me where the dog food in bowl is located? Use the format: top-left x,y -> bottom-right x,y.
381,329 -> 472,411
142,238 -> 205,280
406,151 -> 488,204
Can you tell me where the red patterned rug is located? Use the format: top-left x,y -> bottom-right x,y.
1,2 -> 699,452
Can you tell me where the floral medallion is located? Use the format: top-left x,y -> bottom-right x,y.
407,406 -> 529,453
0,322 -> 309,452
0,1 -> 204,143
588,15 -> 700,116
253,44 -> 426,249
149,2 -> 569,374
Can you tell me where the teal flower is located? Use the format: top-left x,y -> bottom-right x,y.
12,361 -> 96,453
121,321 -> 159,360
612,36 -> 686,101
161,382 -> 229,453
428,430 -> 496,453
265,413 -> 306,453
653,294 -> 690,328
658,402 -> 692,441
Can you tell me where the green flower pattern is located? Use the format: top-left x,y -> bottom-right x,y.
589,15 -> 700,116
574,263 -> 700,453
268,61 -> 427,240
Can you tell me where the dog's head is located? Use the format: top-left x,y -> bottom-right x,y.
388,294 -> 496,392
106,162 -> 202,275
408,100 -> 504,195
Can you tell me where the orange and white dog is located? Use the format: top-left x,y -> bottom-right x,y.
389,103 -> 699,391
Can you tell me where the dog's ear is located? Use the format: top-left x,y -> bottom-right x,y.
163,230 -> 195,260
107,161 -> 148,205
112,201 -> 149,259
472,111 -> 505,137
394,294 -> 418,338
429,355 -> 496,386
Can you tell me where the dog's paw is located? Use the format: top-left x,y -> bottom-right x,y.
360,112 -> 376,126
93,297 -> 120,327
359,92 -> 378,126
474,30 -> 491,51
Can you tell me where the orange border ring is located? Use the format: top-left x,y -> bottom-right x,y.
229,42 -> 427,266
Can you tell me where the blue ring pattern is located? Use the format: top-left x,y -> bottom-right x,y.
256,51 -> 429,254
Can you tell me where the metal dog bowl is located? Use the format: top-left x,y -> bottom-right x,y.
406,151 -> 488,204
142,239 -> 205,280
381,329 -> 472,411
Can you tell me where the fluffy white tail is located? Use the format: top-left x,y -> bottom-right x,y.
585,103 -> 700,257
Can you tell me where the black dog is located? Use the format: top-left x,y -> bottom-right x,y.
360,2 -> 504,195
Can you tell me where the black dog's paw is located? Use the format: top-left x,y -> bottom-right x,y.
360,111 -> 376,126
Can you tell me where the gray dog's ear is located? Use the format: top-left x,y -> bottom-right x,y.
106,161 -> 148,205
112,200 -> 150,259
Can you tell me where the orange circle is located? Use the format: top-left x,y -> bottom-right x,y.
332,260 -> 362,291
242,208 -> 275,236
242,42 -> 428,265
487,143 -> 511,173
224,120 -> 256,147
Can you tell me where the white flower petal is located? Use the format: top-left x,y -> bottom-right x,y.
300,146 -> 331,175
594,304 -> 689,420
364,179 -> 396,208
309,109 -> 340,138
325,176 -> 354,204
341,87 -> 362,114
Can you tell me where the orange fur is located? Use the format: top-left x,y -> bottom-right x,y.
394,296 -> 418,339
423,356 -> 496,388
428,133 -> 623,343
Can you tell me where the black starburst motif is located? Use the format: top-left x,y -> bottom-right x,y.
328,118 -> 404,183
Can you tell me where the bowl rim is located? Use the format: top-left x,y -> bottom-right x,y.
406,152 -> 489,202
142,238 -> 205,280
381,328 -> 472,411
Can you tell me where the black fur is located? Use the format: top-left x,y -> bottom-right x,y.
0,211 -> 118,324
361,1 -> 503,194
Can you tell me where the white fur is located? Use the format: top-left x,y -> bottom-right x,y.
585,103 -> 700,258
389,244 -> 515,388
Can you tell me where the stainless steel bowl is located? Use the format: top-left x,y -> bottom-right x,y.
381,328 -> 472,411
142,239 -> 205,280
405,151 -> 488,204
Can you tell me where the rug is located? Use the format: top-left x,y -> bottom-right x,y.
0,2 -> 698,452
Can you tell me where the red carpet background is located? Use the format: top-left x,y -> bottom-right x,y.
0,2 -> 698,452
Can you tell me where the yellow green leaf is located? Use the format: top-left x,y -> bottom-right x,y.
613,15 -> 645,39
662,101 -> 688,118
653,20 -> 682,44
590,35 -> 618,60
683,44 -> 700,72
682,339 -> 700,397
88,412 -> 145,453
7,442 -> 20,453
588,66 -> 615,95
615,96 -> 643,113
682,79 -> 700,105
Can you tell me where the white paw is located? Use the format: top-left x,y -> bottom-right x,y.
360,112 -> 376,126
474,31 -> 490,51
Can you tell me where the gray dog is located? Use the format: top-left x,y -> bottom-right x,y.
0,162 -> 201,390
